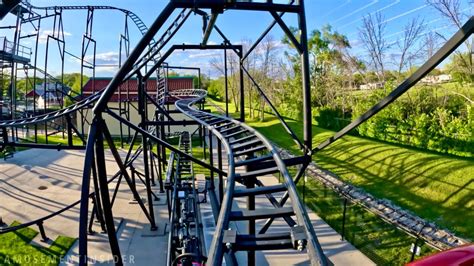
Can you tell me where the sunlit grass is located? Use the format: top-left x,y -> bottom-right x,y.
206,98 -> 474,247
0,221 -> 75,266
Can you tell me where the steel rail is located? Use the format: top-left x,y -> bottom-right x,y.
0,89 -> 103,127
172,89 -> 327,266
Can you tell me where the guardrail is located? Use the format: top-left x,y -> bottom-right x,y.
0,37 -> 32,60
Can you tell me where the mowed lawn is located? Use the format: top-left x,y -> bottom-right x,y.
0,222 -> 75,265
207,99 -> 474,241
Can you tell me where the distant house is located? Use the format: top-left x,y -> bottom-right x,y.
421,74 -> 452,84
26,82 -> 70,109
359,82 -> 384,90
81,76 -> 195,103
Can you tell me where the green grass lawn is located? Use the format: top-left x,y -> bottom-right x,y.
0,222 -> 75,265
206,99 -> 474,240
167,134 -> 211,177
293,175 -> 436,265
28,134 -> 85,146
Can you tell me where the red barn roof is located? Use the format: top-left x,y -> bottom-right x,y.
82,76 -> 194,102
25,90 -> 40,97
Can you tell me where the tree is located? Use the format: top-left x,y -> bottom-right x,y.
241,38 -> 257,118
359,12 -> 390,83
210,52 -> 240,113
426,0 -> 472,83
422,32 -> 441,60
0,72 -> 10,98
256,35 -> 279,121
446,52 -> 474,83
396,17 -> 425,79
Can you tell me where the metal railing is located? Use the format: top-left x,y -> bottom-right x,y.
0,37 -> 32,60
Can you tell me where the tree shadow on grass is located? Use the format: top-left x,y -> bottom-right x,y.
0,253 -> 21,266
256,120 -> 474,240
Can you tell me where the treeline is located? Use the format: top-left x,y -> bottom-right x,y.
0,72 -> 88,97
316,85 -> 473,157
208,0 -> 473,157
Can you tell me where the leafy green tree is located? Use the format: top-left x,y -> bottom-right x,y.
445,52 -> 474,84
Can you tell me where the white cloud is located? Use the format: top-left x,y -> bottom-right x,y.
83,51 -> 123,66
188,51 -> 222,59
33,30 -> 72,44
95,66 -> 119,74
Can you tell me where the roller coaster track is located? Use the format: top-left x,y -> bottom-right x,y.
21,1 -> 192,105
166,131 -> 207,265
171,89 -> 326,266
0,89 -> 102,127
21,2 -> 152,37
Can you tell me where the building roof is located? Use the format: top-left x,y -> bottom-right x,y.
25,82 -> 70,98
82,76 -> 195,102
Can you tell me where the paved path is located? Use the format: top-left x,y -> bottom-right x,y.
0,149 -> 169,265
0,140 -> 374,265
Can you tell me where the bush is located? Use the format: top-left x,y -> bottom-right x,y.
314,107 -> 351,131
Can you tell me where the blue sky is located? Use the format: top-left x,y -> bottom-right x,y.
1,0 -> 472,77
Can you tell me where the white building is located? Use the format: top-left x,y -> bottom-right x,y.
359,82 -> 384,90
421,74 -> 452,84
26,82 -> 69,109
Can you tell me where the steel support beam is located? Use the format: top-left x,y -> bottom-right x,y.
94,2 -> 175,113
298,0 -> 312,154
202,13 -> 218,45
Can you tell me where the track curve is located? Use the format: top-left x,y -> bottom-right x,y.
21,1 -> 151,37
172,89 -> 326,265
0,90 -> 102,127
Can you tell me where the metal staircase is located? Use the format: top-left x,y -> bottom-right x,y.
157,67 -> 168,105
172,89 -> 326,266
166,131 -> 207,265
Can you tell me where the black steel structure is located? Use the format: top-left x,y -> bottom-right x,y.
166,131 -> 207,266
1,0 -> 473,265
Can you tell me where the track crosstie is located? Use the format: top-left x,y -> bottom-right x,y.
172,89 -> 326,265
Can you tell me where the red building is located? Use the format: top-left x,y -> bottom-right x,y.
82,76 -> 195,102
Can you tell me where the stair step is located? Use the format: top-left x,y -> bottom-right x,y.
223,129 -> 247,139
233,145 -> 266,157
229,207 -> 294,221
232,139 -> 262,151
235,166 -> 279,179
229,135 -> 257,145
234,154 -> 274,167
233,184 -> 287,197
